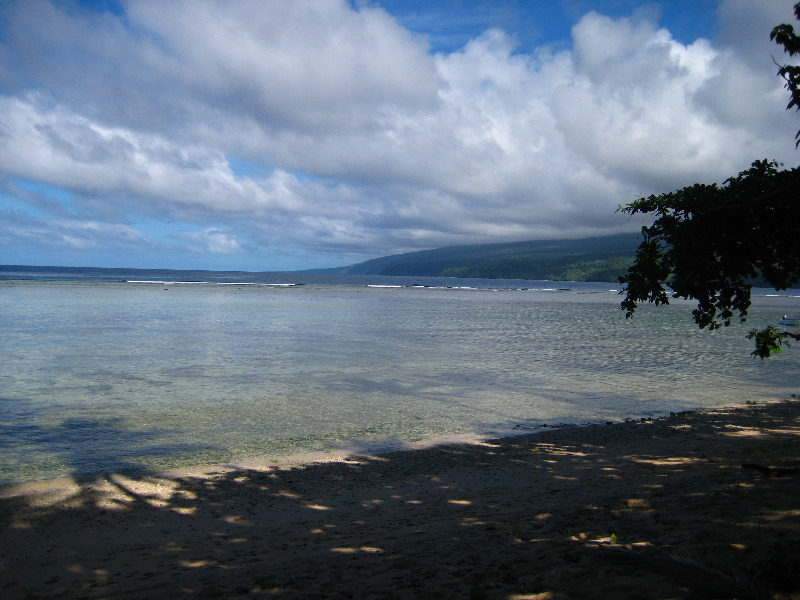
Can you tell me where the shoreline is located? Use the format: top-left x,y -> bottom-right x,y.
2,399 -> 799,599
0,408 -> 714,496
0,411 -> 699,500
0,430 -> 523,498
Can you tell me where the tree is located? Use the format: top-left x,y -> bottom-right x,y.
618,161 -> 800,357
618,4 -> 800,359
771,2 -> 800,147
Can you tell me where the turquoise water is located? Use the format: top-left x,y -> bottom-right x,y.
1,275 -> 798,485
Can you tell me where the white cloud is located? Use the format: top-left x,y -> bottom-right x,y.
0,0 -> 797,267
0,214 -> 147,250
180,228 -> 243,254
0,94 -> 311,218
126,0 -> 440,130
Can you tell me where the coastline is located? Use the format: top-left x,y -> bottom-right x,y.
1,399 -> 799,599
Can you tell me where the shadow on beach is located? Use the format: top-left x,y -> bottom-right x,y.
0,401 -> 213,486
1,400 -> 799,599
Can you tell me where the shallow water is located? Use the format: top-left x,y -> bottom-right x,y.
1,274 -> 798,485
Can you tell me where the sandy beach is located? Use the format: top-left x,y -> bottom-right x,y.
1,400 -> 799,599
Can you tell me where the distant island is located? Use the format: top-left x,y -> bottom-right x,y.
320,233 -> 640,282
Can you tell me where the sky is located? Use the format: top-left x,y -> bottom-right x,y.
0,0 -> 798,271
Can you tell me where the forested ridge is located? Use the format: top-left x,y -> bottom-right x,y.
337,233 -> 639,282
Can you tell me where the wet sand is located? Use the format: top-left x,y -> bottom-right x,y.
1,400 -> 799,599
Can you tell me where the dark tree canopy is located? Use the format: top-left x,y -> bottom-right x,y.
619,161 -> 800,357
771,2 -> 800,146
618,5 -> 800,358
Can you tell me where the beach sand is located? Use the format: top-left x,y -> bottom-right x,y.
1,400 -> 799,599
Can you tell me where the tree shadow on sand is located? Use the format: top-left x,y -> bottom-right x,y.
1,401 -> 799,599
0,397 -> 214,518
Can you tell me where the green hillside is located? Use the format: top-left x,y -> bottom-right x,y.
339,233 -> 640,282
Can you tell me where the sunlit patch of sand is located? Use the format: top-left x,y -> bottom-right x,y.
330,546 -> 384,554
633,457 -> 706,466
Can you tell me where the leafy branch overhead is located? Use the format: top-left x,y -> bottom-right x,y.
619,160 -> 800,357
618,4 -> 800,357
747,325 -> 800,360
619,161 -> 800,317
771,2 -> 800,146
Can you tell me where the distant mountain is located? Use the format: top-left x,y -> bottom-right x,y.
1,234 -> 641,283
336,233 -> 641,282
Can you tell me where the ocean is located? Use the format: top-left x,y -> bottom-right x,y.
1,266 -> 798,486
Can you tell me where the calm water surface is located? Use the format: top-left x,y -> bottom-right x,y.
1,274 -> 798,485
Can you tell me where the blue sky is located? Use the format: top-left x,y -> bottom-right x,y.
0,0 -> 797,271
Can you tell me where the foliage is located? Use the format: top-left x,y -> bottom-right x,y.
747,325 -> 798,359
619,6 -> 800,358
771,2 -> 800,147
618,161 -> 800,357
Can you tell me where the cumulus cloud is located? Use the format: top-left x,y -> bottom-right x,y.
128,0 -> 439,130
0,95 -> 311,218
0,0 -> 797,268
0,213 -> 147,250
180,228 -> 243,254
